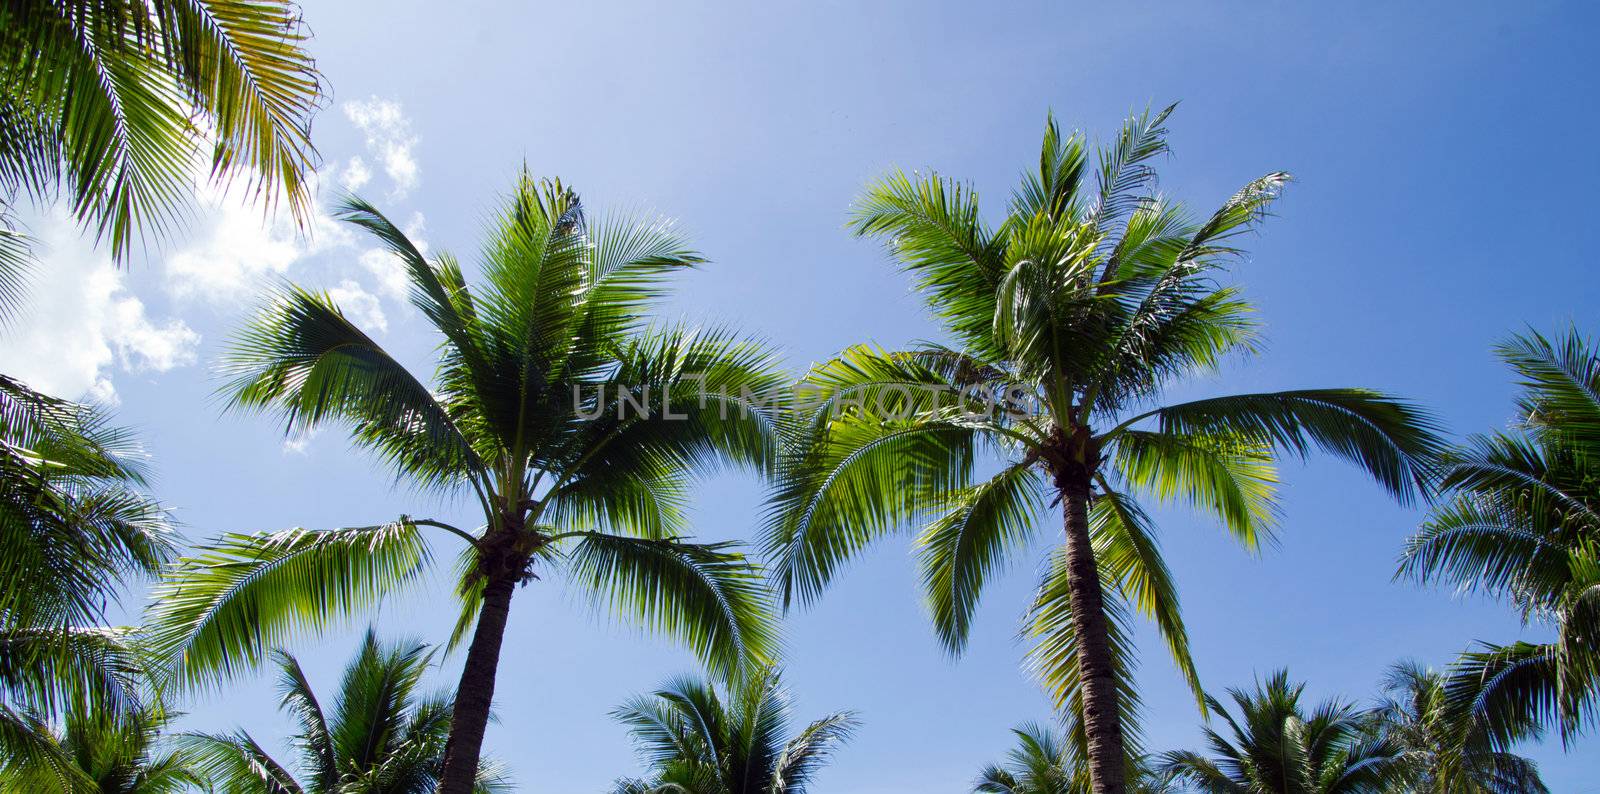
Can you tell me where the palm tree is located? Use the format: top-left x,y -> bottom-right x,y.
145,172 -> 786,793
1370,661 -> 1547,793
0,0 -> 323,315
762,105 -> 1441,793
974,723 -> 1177,794
609,667 -> 857,794
1398,327 -> 1600,747
0,375 -> 174,763
1159,670 -> 1403,794
0,699 -> 201,793
181,629 -> 510,793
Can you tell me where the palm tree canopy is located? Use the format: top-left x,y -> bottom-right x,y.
0,0 -> 323,260
180,629 -> 511,794
143,172 -> 785,791
1371,660 -> 1547,794
610,667 -> 858,794
762,106 -> 1442,765
145,172 -> 784,688
0,699 -> 201,793
1399,327 -> 1600,745
1159,670 -> 1404,794
973,723 -> 1177,794
0,375 -> 174,762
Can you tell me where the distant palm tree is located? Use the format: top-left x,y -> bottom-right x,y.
764,105 -> 1441,794
1159,670 -> 1403,794
146,173 -> 786,794
0,700 -> 200,793
0,0 -> 323,315
181,630 -> 509,793
0,375 -> 173,764
1398,327 -> 1600,746
1371,661 -> 1546,793
610,667 -> 857,794
974,723 -> 1177,794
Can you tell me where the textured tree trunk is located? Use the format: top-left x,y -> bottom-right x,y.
1059,471 -> 1127,794
438,569 -> 517,794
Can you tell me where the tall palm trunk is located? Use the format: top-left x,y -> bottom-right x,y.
439,515 -> 527,794
1058,468 -> 1127,794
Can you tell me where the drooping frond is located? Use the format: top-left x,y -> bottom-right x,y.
220,285 -> 487,494
764,413 -> 977,608
1123,389 -> 1442,505
177,731 -> 306,794
271,650 -> 335,791
0,0 -> 323,259
565,533 -> 778,676
0,625 -> 146,723
144,522 -> 432,688
1090,489 -> 1204,714
1106,429 -> 1279,550
917,462 -> 1046,655
0,375 -> 174,629
1023,546 -> 1145,755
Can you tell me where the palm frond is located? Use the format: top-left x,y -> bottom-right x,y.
565,533 -> 778,676
221,285 -> 488,494
1090,489 -> 1204,714
176,731 -> 305,794
917,462 -> 1045,655
144,521 -> 431,688
1124,388 -> 1442,504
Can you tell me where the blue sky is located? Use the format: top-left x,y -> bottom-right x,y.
3,0 -> 1598,790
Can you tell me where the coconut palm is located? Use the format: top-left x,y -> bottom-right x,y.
1370,661 -> 1546,793
1398,327 -> 1600,746
0,0 -> 323,317
763,105 -> 1441,793
609,667 -> 857,794
974,723 -> 1177,794
0,699 -> 201,793
1159,670 -> 1404,794
145,172 -> 786,793
180,629 -> 510,793
0,375 -> 174,763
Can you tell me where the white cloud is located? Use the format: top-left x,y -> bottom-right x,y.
339,156 -> 372,191
162,161 -> 357,305
344,97 -> 419,198
327,279 -> 387,333
0,212 -> 199,401
282,427 -> 320,455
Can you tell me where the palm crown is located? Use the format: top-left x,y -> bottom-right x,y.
181,630 -> 510,793
1399,327 -> 1600,747
0,375 -> 174,768
1371,661 -> 1548,794
0,700 -> 202,793
763,105 -> 1441,793
146,172 -> 786,792
1158,670 -> 1403,794
974,723 -> 1177,794
610,667 -> 857,794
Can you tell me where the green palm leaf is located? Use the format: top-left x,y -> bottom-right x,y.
565,533 -> 777,677
144,522 -> 431,689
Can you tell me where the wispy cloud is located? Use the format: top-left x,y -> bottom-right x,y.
0,211 -> 199,402
344,97 -> 419,199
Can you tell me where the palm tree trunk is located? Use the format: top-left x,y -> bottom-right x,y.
438,569 -> 517,794
1060,471 -> 1127,794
